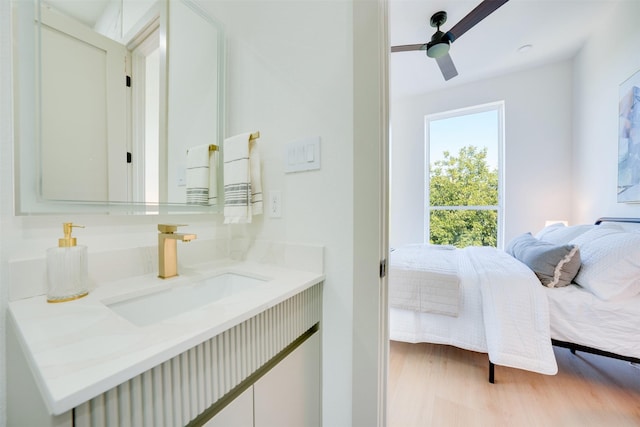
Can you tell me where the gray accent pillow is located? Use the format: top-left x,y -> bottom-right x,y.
506,233 -> 581,288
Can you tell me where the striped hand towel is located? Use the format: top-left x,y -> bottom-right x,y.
208,150 -> 219,205
223,132 -> 262,223
249,137 -> 263,215
186,145 -> 218,206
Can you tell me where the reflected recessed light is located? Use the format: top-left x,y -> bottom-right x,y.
518,44 -> 533,53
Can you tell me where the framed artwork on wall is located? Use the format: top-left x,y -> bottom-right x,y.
618,69 -> 640,203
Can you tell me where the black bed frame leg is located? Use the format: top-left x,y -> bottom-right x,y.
489,361 -> 495,384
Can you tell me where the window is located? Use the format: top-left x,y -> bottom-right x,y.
425,102 -> 504,248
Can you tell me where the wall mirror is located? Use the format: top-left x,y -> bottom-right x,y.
13,0 -> 225,214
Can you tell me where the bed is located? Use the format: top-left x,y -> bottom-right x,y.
389,217 -> 640,382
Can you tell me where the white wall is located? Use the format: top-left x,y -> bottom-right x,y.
572,0 -> 640,223
390,60 -> 574,248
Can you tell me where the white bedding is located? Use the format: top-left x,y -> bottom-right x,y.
390,246 -> 558,375
546,284 -> 640,359
389,245 -> 460,317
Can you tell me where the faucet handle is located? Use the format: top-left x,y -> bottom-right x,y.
158,224 -> 188,233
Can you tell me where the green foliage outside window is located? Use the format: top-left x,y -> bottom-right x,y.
429,145 -> 498,247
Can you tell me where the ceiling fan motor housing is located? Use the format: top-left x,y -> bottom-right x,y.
426,30 -> 450,58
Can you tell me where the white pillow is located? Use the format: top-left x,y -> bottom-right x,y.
536,223 -> 594,245
569,227 -> 640,301
535,222 -> 564,240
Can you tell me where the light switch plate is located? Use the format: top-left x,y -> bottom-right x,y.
284,137 -> 320,173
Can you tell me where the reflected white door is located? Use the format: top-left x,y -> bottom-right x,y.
130,26 -> 160,204
40,6 -> 127,202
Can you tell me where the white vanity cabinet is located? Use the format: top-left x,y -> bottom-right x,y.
8,276 -> 323,427
206,332 -> 320,427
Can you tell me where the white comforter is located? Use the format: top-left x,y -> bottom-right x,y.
389,245 -> 460,317
390,246 -> 558,375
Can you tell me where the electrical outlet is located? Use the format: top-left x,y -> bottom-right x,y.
269,191 -> 282,218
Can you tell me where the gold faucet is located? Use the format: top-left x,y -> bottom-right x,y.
158,224 -> 197,279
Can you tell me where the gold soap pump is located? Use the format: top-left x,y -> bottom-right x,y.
46,223 -> 89,303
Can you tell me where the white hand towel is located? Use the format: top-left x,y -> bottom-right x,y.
186,145 -> 210,205
249,138 -> 263,215
186,145 -> 218,206
224,132 -> 262,223
208,150 -> 218,206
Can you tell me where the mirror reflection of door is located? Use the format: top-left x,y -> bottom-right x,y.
130,25 -> 160,204
33,0 -> 224,208
40,5 -> 128,202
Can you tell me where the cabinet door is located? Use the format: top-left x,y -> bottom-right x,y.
204,387 -> 254,427
254,332 -> 321,427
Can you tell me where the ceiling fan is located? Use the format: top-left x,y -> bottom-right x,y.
391,0 -> 510,81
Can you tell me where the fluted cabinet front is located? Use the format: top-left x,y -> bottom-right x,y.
73,283 -> 323,427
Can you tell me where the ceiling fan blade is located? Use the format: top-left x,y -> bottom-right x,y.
435,53 -> 458,81
446,0 -> 509,42
391,43 -> 426,53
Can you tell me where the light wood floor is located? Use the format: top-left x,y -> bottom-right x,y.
388,341 -> 640,426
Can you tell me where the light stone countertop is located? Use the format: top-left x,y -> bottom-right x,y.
8,259 -> 324,415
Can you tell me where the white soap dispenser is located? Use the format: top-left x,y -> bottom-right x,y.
46,223 -> 89,303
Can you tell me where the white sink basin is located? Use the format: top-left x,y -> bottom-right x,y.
106,273 -> 267,326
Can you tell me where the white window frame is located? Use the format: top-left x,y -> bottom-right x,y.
424,101 -> 505,248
